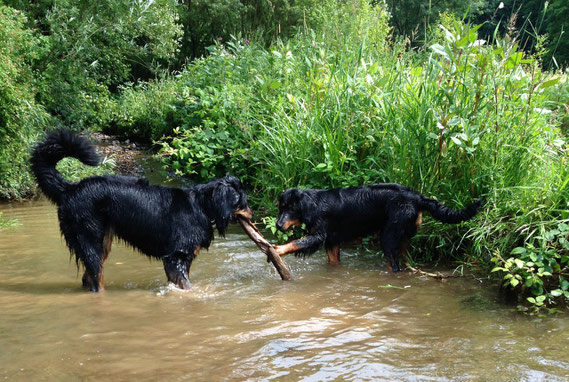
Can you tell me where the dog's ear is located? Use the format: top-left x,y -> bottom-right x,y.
298,191 -> 317,227
211,182 -> 239,236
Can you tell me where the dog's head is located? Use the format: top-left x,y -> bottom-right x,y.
276,188 -> 317,232
208,176 -> 252,236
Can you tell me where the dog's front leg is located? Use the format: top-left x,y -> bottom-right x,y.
273,241 -> 301,256
273,235 -> 324,257
162,252 -> 194,290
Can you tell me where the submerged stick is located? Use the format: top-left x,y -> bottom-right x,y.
238,216 -> 292,281
405,263 -> 462,280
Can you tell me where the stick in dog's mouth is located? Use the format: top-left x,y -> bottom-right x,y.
234,208 -> 253,220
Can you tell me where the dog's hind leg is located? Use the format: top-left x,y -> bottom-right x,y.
82,228 -> 113,291
76,244 -> 105,292
326,245 -> 340,266
380,227 -> 406,273
162,251 -> 194,290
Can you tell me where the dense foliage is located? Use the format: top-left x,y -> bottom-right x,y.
473,0 -> 569,70
0,6 -> 50,198
1,0 -> 569,311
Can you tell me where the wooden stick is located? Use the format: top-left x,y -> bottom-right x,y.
237,216 -> 293,281
405,263 -> 462,280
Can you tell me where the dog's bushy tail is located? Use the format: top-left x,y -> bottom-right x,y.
30,130 -> 99,204
418,196 -> 483,224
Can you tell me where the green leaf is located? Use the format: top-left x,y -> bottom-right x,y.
550,289 -> 563,297
430,44 -> 448,58
510,247 -> 527,255
540,77 -> 560,89
450,136 -> 462,146
378,284 -> 405,290
269,81 -> 282,89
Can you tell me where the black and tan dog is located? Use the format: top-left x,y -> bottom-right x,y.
31,130 -> 252,292
273,184 -> 482,272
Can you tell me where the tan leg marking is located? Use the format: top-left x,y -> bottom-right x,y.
98,228 -> 114,291
326,246 -> 340,265
274,241 -> 302,256
416,211 -> 423,230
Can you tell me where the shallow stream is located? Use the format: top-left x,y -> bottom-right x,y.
1,198 -> 568,381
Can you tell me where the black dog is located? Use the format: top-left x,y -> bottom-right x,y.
273,184 -> 482,272
31,130 -> 252,291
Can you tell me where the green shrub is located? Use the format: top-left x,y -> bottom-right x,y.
109,78 -> 178,142
56,155 -> 116,183
0,6 -> 50,199
492,222 -> 569,313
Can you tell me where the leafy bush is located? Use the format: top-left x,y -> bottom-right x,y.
0,6 -> 50,199
159,38 -> 263,180
108,78 -> 179,142
492,223 -> 569,312
36,0 -> 182,129
56,155 -> 116,183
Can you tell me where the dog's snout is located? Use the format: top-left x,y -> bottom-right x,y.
276,217 -> 284,231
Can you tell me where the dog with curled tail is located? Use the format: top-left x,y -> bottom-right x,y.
31,130 -> 252,292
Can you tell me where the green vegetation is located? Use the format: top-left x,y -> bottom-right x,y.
0,212 -> 18,231
0,6 -> 50,198
1,0 -> 568,311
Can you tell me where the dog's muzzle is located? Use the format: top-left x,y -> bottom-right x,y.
276,217 -> 300,232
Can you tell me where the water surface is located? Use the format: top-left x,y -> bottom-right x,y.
1,199 -> 568,381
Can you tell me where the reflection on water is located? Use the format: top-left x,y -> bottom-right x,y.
1,198 -> 568,381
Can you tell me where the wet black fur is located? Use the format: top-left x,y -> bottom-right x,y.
31,129 -> 251,291
276,184 -> 482,271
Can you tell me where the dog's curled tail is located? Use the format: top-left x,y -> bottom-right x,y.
30,130 -> 99,204
419,196 -> 483,224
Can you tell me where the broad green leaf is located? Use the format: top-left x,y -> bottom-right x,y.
510,247 -> 527,255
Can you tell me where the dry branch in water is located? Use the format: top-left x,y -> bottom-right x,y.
238,216 -> 292,281
405,263 -> 462,280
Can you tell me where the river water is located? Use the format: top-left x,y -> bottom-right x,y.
1,198 -> 568,381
